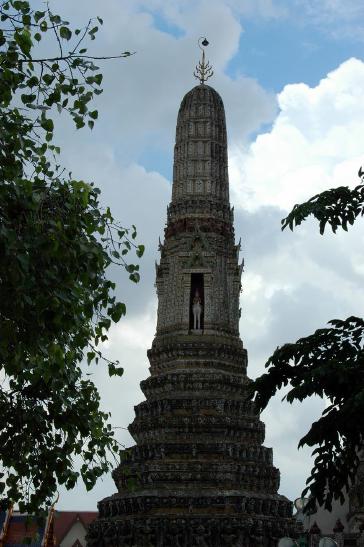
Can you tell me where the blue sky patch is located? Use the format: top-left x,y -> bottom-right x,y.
226,18 -> 363,92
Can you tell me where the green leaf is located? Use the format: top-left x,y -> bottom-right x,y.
87,351 -> 96,365
40,116 -> 54,132
59,26 -> 72,40
74,116 -> 85,129
50,14 -> 61,24
136,244 -> 145,258
42,73 -> 55,85
109,302 -> 126,322
108,363 -> 124,377
15,29 -> 32,56
129,272 -> 140,283
34,10 -> 45,23
22,13 -> 31,25
21,93 -> 36,104
27,76 -> 39,87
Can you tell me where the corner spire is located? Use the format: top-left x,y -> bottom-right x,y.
194,37 -> 214,85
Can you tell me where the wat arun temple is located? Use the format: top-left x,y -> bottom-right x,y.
87,42 -> 297,546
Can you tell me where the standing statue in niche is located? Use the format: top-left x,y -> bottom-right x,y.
192,289 -> 203,330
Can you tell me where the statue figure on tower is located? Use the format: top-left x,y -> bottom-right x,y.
192,289 -> 203,330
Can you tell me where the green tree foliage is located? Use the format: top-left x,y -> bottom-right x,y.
252,171 -> 364,512
0,0 -> 143,512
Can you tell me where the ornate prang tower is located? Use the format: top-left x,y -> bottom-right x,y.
87,40 -> 295,547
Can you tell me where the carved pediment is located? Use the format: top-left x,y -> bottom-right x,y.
185,221 -> 213,268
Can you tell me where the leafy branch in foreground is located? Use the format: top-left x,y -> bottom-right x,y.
253,317 -> 364,512
252,168 -> 364,513
282,169 -> 364,234
0,0 -> 141,513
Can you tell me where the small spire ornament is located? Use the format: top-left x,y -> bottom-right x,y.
194,37 -> 214,84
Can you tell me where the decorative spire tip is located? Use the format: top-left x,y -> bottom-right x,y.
194,37 -> 214,85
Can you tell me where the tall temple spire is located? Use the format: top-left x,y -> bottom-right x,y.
163,80 -> 237,337
87,53 -> 296,547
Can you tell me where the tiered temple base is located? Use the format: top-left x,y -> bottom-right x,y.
87,335 -> 296,546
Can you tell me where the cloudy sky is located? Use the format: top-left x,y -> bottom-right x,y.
45,0 -> 364,510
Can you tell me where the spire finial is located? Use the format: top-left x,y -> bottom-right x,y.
194,37 -> 214,85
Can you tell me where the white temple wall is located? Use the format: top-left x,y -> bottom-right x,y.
60,519 -> 87,546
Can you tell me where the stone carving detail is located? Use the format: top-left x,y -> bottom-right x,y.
87,515 -> 295,547
88,84 -> 296,546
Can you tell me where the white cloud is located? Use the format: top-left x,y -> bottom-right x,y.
230,58 -> 364,502
228,0 -> 287,18
230,58 -> 364,211
56,0 -> 277,157
296,0 -> 364,23
282,0 -> 364,40
58,306 -> 156,509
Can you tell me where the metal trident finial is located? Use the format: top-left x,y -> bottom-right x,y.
194,37 -> 214,85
